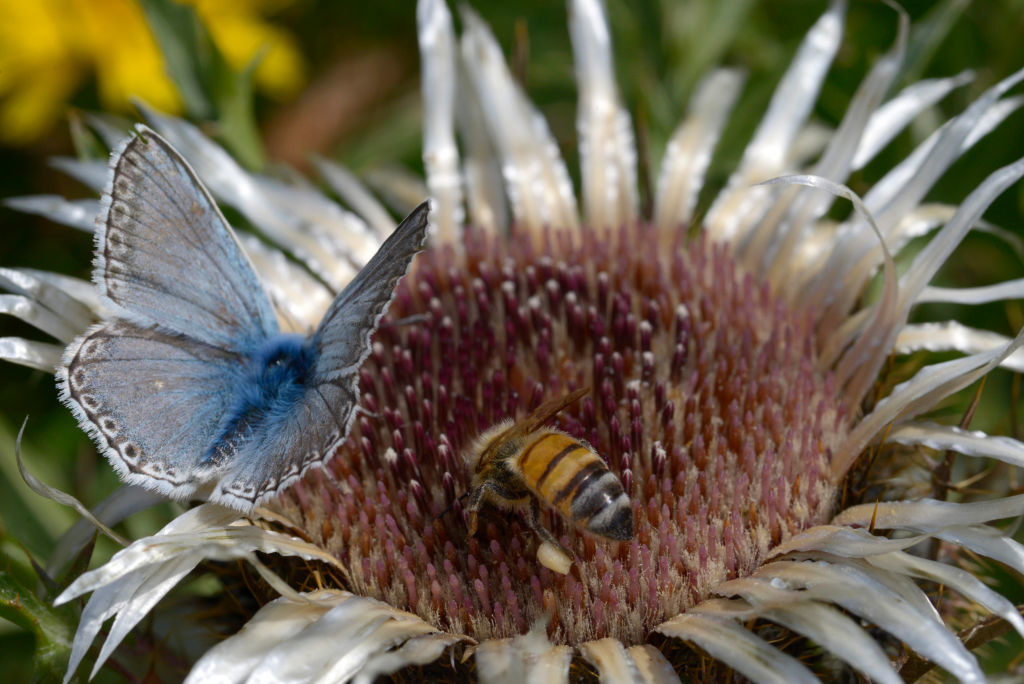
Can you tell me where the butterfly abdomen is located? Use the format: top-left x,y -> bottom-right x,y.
517,429 -> 633,541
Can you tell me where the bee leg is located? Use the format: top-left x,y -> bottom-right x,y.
465,486 -> 485,537
525,499 -> 573,559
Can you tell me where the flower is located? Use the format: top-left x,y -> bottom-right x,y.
4,0 -> 1024,681
0,0 -> 304,145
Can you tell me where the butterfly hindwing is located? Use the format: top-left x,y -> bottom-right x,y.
97,126 -> 278,350
212,377 -> 357,509
58,319 -> 242,498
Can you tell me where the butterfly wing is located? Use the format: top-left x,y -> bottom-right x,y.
59,126 -> 278,501
97,125 -> 278,349
310,201 -> 431,381
210,202 -> 430,509
58,319 -> 241,499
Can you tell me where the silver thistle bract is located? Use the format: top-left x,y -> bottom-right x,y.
4,0 -> 1024,681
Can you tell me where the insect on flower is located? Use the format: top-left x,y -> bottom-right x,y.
464,387 -> 634,566
57,126 -> 429,512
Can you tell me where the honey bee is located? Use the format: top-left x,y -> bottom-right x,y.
465,387 -> 633,557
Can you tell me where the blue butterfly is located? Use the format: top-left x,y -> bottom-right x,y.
57,125 -> 429,511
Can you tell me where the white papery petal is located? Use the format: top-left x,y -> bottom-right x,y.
244,596 -> 440,683
843,327 -> 1024,468
55,505 -> 241,603
53,504 -> 355,682
0,267 -> 98,333
757,12 -> 904,281
82,113 -> 130,149
0,337 -> 62,371
91,553 -> 199,678
625,645 -> 679,684
254,175 -> 378,265
704,0 -> 845,243
418,0 -> 464,243
63,566 -> 153,683
459,7 -> 579,233
475,622 -> 572,683
657,608 -> 819,684
896,322 -> 1024,372
185,593 -> 342,684
932,525 -> 1024,575
4,195 -> 99,232
14,269 -> 103,313
919,278 -> 1024,305
579,638 -> 643,683
801,73 -> 1024,323
714,576 -> 901,684
834,494 -> 1024,530
852,70 -> 973,170
892,319 -> 1019,358
570,0 -> 638,230
758,560 -> 984,683
238,233 -> 333,333
364,167 -> 431,216
353,632 -> 464,684
49,157 -> 107,192
654,69 -> 744,233
900,157 -> 1024,311
455,60 -> 507,235
768,524 -> 925,559
888,421 -> 1024,469
764,602 -> 900,684
48,485 -> 165,576
867,551 -> 1024,640
0,294 -> 80,342
313,158 -> 396,239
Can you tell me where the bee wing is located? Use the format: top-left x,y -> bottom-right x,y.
521,387 -> 589,434
474,388 -> 590,468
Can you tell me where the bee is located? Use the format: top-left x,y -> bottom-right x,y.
465,387 -> 633,557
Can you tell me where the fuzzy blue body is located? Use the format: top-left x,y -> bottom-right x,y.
203,334 -> 315,466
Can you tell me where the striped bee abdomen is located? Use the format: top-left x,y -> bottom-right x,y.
517,429 -> 633,541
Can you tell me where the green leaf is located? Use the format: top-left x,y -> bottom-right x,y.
138,0 -> 213,119
138,0 -> 266,169
0,570 -> 74,682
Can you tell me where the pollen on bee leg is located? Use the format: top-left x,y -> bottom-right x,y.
538,540 -> 572,575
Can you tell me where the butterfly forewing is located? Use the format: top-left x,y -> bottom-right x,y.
311,201 -> 430,382
98,128 -> 278,350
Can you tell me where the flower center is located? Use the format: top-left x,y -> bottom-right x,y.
281,222 -> 846,645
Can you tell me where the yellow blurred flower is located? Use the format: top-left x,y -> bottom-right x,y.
0,0 -> 304,145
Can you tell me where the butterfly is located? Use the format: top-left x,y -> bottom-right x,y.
57,125 -> 429,512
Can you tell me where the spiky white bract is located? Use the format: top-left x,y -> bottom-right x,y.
53,504 -> 355,682
3,0 -> 1024,681
187,590 -> 468,684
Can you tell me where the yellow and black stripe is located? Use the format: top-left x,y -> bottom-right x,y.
517,430 -> 633,541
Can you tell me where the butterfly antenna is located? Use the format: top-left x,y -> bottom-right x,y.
381,313 -> 430,329
436,490 -> 469,521
353,405 -> 380,420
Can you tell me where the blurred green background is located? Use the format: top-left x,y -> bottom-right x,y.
0,0 -> 1022,680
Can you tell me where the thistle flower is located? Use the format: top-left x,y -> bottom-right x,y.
4,0 -> 1024,681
